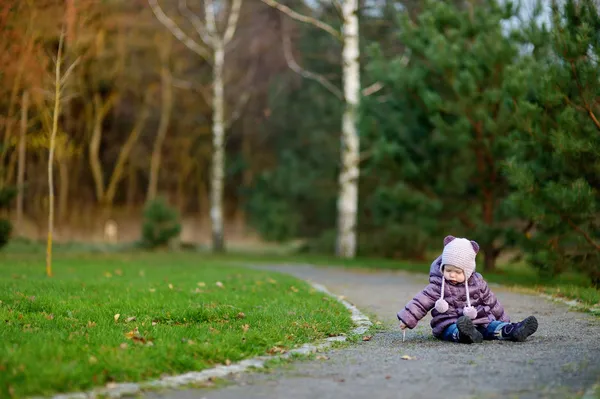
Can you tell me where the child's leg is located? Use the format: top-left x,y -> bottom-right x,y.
501,316 -> 538,342
440,323 -> 461,342
476,321 -> 509,340
477,316 -> 538,342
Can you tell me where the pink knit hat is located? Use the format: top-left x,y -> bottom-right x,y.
434,235 -> 480,319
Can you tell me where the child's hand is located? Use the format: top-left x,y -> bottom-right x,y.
399,322 -> 408,330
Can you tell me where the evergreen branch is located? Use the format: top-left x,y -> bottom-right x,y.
260,0 -> 342,40
280,17 -> 343,100
546,202 -> 600,251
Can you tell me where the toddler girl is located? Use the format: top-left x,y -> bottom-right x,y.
397,235 -> 538,344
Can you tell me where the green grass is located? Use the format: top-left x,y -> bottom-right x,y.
0,252 -> 353,398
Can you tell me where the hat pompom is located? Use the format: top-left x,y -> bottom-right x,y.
435,298 -> 449,313
463,306 -> 477,319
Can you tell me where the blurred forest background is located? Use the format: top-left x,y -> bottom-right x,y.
0,0 -> 598,285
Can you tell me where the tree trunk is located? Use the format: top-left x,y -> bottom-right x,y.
16,90 -> 28,234
336,0 -> 360,259
126,161 -> 137,212
483,245 -> 497,272
147,63 -> 173,202
210,43 -> 226,252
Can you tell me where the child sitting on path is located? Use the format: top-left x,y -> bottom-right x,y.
397,235 -> 538,344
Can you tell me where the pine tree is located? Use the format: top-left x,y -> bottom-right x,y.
506,0 -> 600,285
362,0 -> 535,269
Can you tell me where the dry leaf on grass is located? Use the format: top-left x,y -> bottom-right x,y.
362,335 -> 373,341
114,314 -> 120,322
197,282 -> 206,287
237,312 -> 246,319
125,316 -> 136,323
316,355 -> 329,360
242,324 -> 250,333
401,355 -> 416,360
216,281 -> 224,288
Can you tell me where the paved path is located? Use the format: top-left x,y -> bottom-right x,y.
148,265 -> 600,399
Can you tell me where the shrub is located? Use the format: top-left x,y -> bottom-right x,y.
141,197 -> 182,249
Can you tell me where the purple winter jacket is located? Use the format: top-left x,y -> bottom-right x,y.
397,255 -> 510,337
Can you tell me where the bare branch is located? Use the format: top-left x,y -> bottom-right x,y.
148,0 -> 212,61
204,0 -> 218,36
60,56 -> 81,87
178,0 -> 215,47
225,91 -> 250,129
172,77 -> 212,105
223,0 -> 243,45
260,0 -> 342,40
361,82 -> 384,96
281,17 -> 343,100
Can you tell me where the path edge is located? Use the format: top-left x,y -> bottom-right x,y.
47,280 -> 373,399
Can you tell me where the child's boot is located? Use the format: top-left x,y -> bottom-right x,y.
501,315 -> 538,342
457,316 -> 483,344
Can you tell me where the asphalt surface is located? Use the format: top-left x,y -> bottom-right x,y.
147,265 -> 600,399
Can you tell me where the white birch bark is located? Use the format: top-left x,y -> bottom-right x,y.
261,0 -> 364,258
211,43 -> 225,251
336,0 -> 360,258
149,0 -> 243,252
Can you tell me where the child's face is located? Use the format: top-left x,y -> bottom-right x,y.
443,265 -> 465,284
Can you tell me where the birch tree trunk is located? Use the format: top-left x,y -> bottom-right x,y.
149,0 -> 243,253
211,43 -> 226,251
262,0 -> 363,258
336,0 -> 360,258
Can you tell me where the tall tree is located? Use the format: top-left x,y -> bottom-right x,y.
362,0 -> 535,270
149,0 -> 244,252
506,0 -> 600,285
261,0 -> 363,258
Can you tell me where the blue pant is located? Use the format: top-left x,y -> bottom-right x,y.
441,320 -> 509,342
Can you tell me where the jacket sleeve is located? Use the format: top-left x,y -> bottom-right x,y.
481,281 -> 510,323
397,283 -> 439,329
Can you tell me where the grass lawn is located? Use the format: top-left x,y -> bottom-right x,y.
0,252 -> 353,398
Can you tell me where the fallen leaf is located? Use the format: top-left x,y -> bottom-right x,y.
225,359 -> 231,366
149,288 -> 156,293
187,340 -> 195,345
146,341 -> 154,346
197,282 -> 206,287
237,312 -> 246,319
316,355 -> 329,360
401,355 -> 416,360
362,335 -> 372,341
114,269 -> 123,276
290,286 -> 299,293
114,314 -> 120,322
385,375 -> 391,380
89,356 -> 98,364
87,321 -> 97,328
45,313 -> 55,320
125,316 -> 136,323
125,327 -> 139,339
267,278 -> 277,284
216,281 -> 224,288
120,343 -> 128,349
168,284 -> 173,289
242,324 -> 250,333
375,321 -> 382,325
104,272 -> 112,278
152,321 -> 158,326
